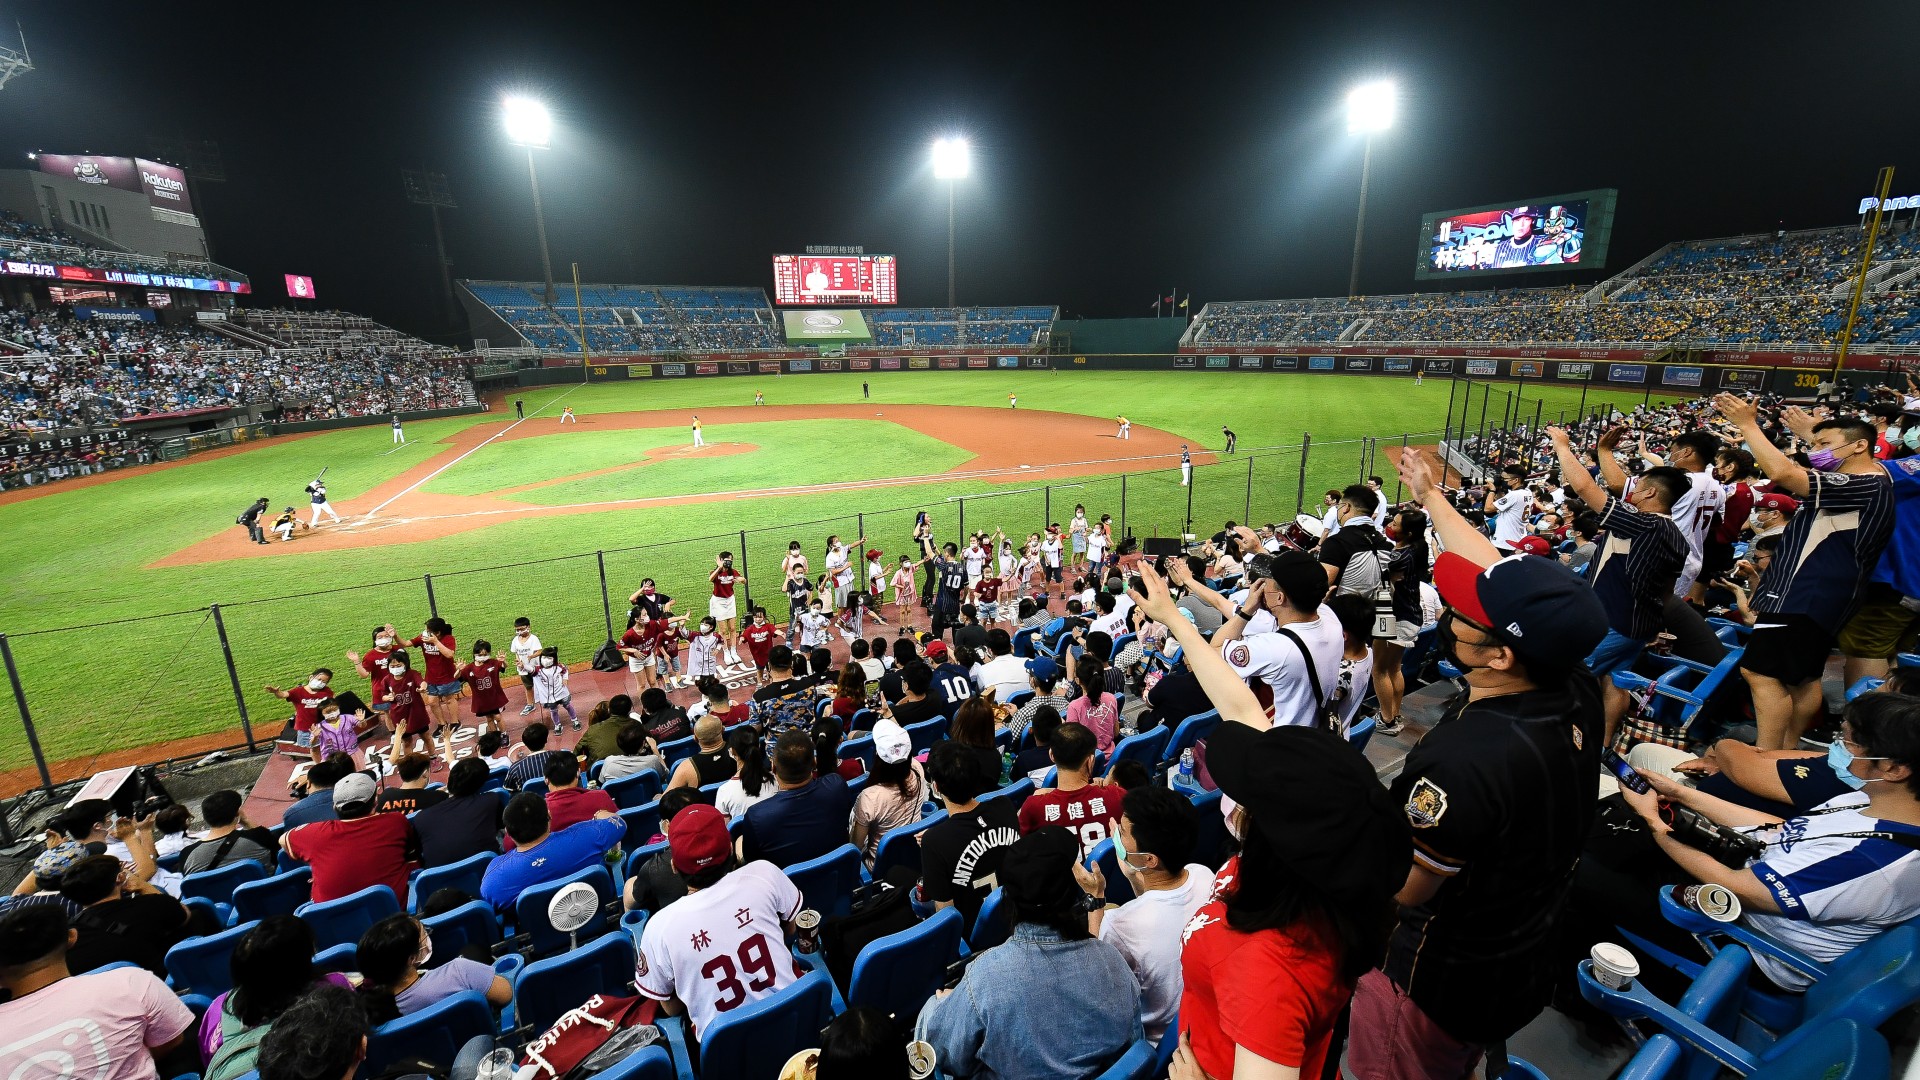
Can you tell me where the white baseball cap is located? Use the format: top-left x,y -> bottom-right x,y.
872,719 -> 912,765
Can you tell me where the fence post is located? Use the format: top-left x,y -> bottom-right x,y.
1295,433 -> 1311,516
738,530 -> 751,611
210,604 -> 258,752
595,551 -> 614,641
857,513 -> 864,546
1184,465 -> 1194,535
0,632 -> 52,792
1578,366 -> 1591,417
1532,399 -> 1543,436
1244,455 -> 1254,523
1119,475 -> 1128,539
958,498 -> 965,540
1043,486 -> 1051,533
1396,434 -> 1408,502
1445,376 -> 1460,447
424,574 -> 438,619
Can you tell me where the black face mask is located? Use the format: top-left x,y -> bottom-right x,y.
1436,612 -> 1492,676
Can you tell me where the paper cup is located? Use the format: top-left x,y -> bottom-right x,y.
1590,942 -> 1639,990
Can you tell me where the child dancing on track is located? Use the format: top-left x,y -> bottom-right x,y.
890,556 -> 917,621
687,616 -> 725,683
648,612 -> 691,689
741,608 -> 778,686
383,652 -> 433,763
531,646 -> 578,731
798,595 -> 832,650
454,640 -> 508,739
618,612 -> 658,696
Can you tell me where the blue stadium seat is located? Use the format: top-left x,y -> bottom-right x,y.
783,843 -> 864,921
620,801 -> 663,855
579,1046 -> 672,1080
1093,1039 -> 1155,1080
873,812 -> 946,879
1013,627 -> 1039,657
312,942 -> 357,975
604,770 -> 664,810
1084,839 -> 1136,905
361,990 -> 496,1078
515,931 -> 635,1037
230,866 -> 312,924
1189,789 -> 1229,870
1609,646 -> 1746,743
521,778 -> 549,796
1105,727 -> 1170,779
421,900 -> 502,959
514,864 -> 617,956
1151,1009 -> 1179,1077
298,884 -> 402,951
166,919 -> 260,997
847,906 -> 962,1021
981,777 -> 1035,808
1158,709 -> 1221,772
837,734 -> 877,773
658,736 -> 698,770
623,838 -> 669,881
1346,716 -> 1377,754
410,852 -> 494,911
904,717 -> 948,755
968,888 -> 1012,954
180,860 -> 269,908
698,969 -> 837,1080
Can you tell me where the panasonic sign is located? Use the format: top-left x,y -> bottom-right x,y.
1860,195 -> 1920,214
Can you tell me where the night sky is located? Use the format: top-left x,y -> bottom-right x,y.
0,1 -> 1914,341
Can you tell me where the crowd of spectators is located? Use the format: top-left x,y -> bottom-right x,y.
0,303 -> 470,431
0,210 -> 239,283
1191,225 -> 1920,347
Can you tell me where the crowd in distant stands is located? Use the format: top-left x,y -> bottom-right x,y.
0,210 -> 234,280
1193,226 -> 1920,347
0,304 -> 469,431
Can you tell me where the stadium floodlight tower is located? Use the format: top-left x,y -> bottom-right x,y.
1345,79 -> 1395,298
0,25 -> 31,92
503,95 -> 557,305
931,136 -> 970,308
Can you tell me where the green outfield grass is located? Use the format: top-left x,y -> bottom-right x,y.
0,370 -> 1669,774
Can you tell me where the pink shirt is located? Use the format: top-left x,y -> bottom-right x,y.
0,966 -> 195,1080
1067,693 -> 1119,753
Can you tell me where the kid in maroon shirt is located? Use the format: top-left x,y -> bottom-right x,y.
456,640 -> 509,736
740,608 -> 778,684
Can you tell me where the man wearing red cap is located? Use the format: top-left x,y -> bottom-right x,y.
1337,446 -> 1608,1080
633,803 -> 805,1041
1747,491 -> 1797,541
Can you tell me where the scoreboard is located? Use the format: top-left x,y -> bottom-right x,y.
772,254 -> 898,305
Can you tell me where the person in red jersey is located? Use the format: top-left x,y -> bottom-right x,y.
405,617 -> 459,767
263,668 -> 334,750
647,613 -> 691,690
1113,561 -> 1407,1080
1016,721 -> 1121,859
381,652 -> 432,761
709,550 -> 747,665
618,612 -> 658,695
346,624 -> 400,724
454,640 -> 508,738
283,773 -> 419,905
740,607 -> 778,685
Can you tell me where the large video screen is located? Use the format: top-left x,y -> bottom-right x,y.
780,309 -> 872,342
1414,189 -> 1616,280
772,254 -> 898,305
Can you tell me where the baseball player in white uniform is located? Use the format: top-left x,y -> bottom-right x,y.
307,481 -> 341,526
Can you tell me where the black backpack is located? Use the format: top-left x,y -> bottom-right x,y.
818,868 -> 920,996
591,639 -> 624,673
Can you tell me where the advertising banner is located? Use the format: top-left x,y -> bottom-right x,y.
1234,356 -> 1261,369
73,306 -> 156,323
880,357 -> 902,369
778,308 -> 873,342
727,362 -> 751,374
788,359 -> 814,372
1173,356 -> 1197,368
1345,357 -> 1373,371
694,362 -> 719,374
135,158 -> 193,214
938,356 -> 961,369
1662,366 -> 1704,387
1383,357 -> 1412,372
997,356 -> 1018,368
661,363 -> 686,376
1425,358 -> 1454,374
36,153 -> 140,194
1556,362 -> 1593,380
966,356 -> 989,368
1269,355 -> 1299,370
1512,361 -> 1544,377
818,358 -> 843,371
907,357 -> 929,369
1465,359 -> 1499,376
850,358 -> 872,370
1607,363 -> 1647,383
1308,356 -> 1335,370
1025,357 -> 1048,368
626,365 -> 652,378
284,274 -> 316,300
1720,368 -> 1766,390
1204,355 -> 1229,368
757,361 -> 782,373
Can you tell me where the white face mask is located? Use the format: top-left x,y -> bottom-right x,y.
376,637 -> 394,649
307,678 -> 327,691
388,665 -> 406,675
540,656 -> 555,668
474,653 -> 490,662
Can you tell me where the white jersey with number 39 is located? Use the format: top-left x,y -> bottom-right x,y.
634,860 -> 804,1038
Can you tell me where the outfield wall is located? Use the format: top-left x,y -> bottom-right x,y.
270,404 -> 487,435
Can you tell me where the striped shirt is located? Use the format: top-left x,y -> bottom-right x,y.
1587,497 -> 1688,639
1751,466 -> 1897,634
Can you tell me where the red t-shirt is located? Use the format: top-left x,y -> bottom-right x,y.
289,685 -> 334,732
1712,482 -> 1754,544
708,702 -> 752,727
711,568 -> 740,599
546,786 -> 618,835
461,658 -> 508,716
621,627 -> 650,659
976,576 -> 1002,603
646,620 -> 682,657
407,633 -> 458,684
288,812 -> 416,904
359,646 -> 395,700
387,670 -> 429,734
1016,782 -> 1121,859
741,622 -> 777,661
1179,861 -> 1350,1080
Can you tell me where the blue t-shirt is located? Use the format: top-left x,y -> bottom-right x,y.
478,816 -> 623,910
280,791 -> 340,829
1753,466 -> 1897,633
1872,457 -> 1920,600
740,774 -> 853,869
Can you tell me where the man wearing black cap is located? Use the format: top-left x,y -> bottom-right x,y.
1334,447 -> 1608,1080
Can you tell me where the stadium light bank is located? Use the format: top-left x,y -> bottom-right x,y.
503,95 -> 557,304
1344,79 -> 1395,298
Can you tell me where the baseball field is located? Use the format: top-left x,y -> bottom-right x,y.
0,370 -> 1670,788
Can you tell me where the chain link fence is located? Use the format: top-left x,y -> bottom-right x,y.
1,437 -> 1409,794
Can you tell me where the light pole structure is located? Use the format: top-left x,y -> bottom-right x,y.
504,96 -> 556,305
401,168 -> 458,328
1345,80 -> 1395,298
932,137 -> 969,308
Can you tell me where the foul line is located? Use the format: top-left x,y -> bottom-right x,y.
362,385 -> 583,519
